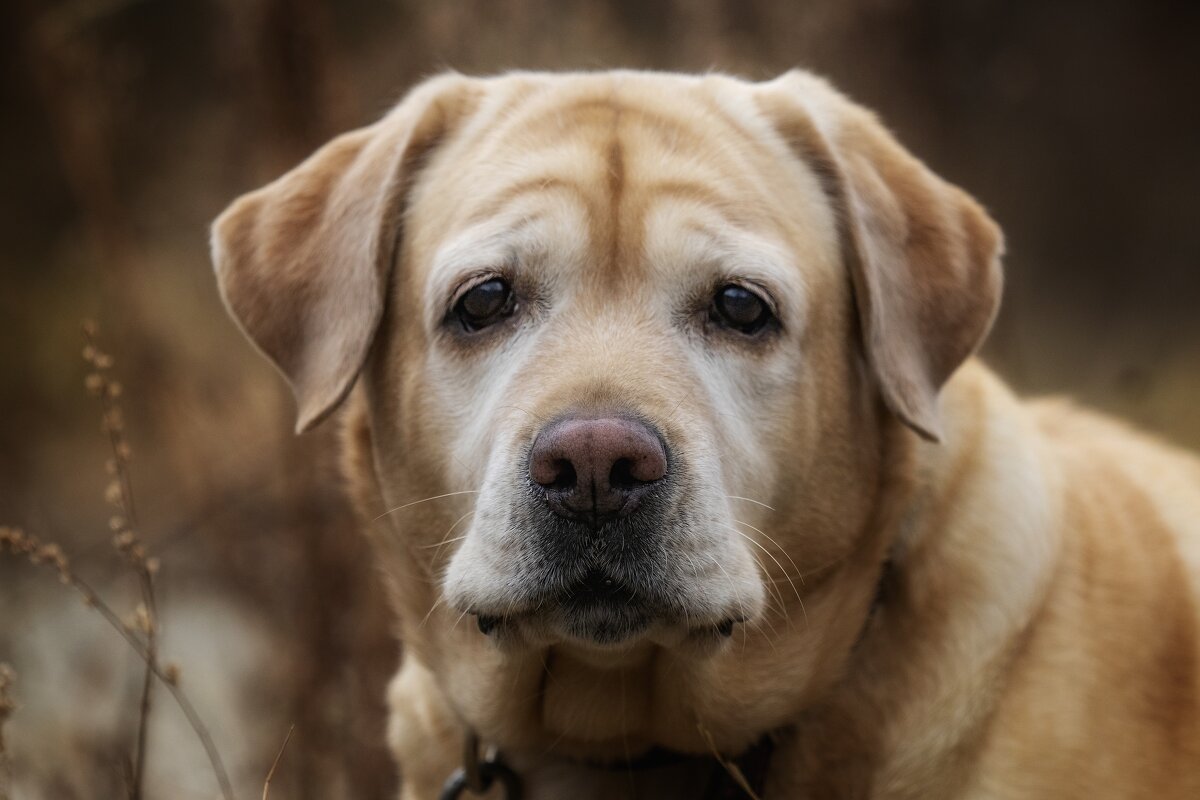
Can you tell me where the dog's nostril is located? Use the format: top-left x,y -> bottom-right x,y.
541,459 -> 576,491
609,457 -> 637,490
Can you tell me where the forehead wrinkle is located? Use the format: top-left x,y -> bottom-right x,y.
693,223 -> 801,294
499,96 -> 707,152
444,81 -> 816,304
502,94 -> 636,296
639,202 -> 806,317
509,102 -> 763,195
602,103 -> 628,286
486,87 -> 766,197
632,178 -> 789,241
465,177 -> 594,227
425,195 -> 591,311
424,212 -> 544,308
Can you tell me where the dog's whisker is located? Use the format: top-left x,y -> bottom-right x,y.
419,533 -> 468,550
661,395 -> 689,430
426,510 -> 477,566
716,522 -> 791,607
497,403 -> 548,424
451,453 -> 484,484
417,596 -> 446,630
704,551 -> 775,640
725,522 -> 808,589
744,616 -> 779,654
372,490 -> 480,522
719,522 -> 803,627
450,607 -> 471,634
796,550 -> 855,583
676,553 -> 701,632
753,593 -> 785,639
724,494 -> 776,512
733,518 -> 805,586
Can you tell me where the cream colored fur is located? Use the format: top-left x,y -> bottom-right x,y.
212,70 -> 1200,799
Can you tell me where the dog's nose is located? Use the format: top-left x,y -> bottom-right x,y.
529,416 -> 667,525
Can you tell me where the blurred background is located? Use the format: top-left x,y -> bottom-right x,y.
1,0 -> 1197,797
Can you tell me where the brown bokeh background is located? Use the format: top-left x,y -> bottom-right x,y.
1,1 -> 1197,798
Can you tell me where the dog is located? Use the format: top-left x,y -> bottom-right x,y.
211,70 -> 1200,798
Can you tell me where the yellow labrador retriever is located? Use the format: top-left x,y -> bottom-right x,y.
211,70 -> 1200,799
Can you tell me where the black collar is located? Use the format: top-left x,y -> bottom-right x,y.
574,733 -> 777,799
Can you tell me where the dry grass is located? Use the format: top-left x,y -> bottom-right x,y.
1,327 -> 233,800
261,725 -> 294,800
0,663 -> 14,800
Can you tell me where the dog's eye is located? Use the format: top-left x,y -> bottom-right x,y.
455,278 -> 515,331
711,284 -> 772,334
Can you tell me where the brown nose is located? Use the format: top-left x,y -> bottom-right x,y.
529,416 -> 668,526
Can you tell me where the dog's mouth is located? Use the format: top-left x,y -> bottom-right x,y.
471,568 -> 744,646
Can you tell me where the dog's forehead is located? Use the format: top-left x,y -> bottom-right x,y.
410,72 -> 839,301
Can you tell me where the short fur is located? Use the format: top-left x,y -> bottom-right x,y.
212,70 -> 1200,799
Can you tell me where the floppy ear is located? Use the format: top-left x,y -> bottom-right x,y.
211,74 -> 478,432
758,72 -> 1004,442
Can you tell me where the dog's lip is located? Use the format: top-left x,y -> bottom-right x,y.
459,564 -> 751,644
466,594 -> 748,645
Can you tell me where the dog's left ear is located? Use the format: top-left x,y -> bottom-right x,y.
757,72 -> 1004,442
211,74 -> 479,433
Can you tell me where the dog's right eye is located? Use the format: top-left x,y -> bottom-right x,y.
454,278 -> 516,332
710,284 -> 774,336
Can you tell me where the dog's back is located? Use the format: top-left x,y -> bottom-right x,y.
973,398 -> 1200,797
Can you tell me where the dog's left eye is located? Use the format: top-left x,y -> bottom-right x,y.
455,278 -> 515,331
711,284 -> 773,335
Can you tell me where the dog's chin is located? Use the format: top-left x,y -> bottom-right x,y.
453,562 -> 763,657
522,603 -> 656,647
467,593 -> 749,656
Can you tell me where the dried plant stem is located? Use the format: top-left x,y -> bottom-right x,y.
130,579 -> 155,800
0,533 -> 235,800
697,722 -> 762,800
84,324 -> 157,800
82,325 -> 232,800
0,323 -> 234,800
262,725 -> 295,800
0,663 -> 14,800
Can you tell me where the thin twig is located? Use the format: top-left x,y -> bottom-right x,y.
262,725 -> 295,800
0,325 -> 234,800
0,663 -> 15,800
85,324 -> 158,800
697,722 -> 762,800
0,531 -> 235,800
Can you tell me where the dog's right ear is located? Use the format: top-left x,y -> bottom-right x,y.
211,74 -> 479,433
756,72 -> 1003,442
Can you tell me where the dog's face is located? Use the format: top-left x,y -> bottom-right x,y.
417,77 -> 856,651
212,71 -> 1002,755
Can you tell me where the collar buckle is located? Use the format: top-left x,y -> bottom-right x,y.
439,730 -> 523,800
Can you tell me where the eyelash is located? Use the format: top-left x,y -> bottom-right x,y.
449,271 -> 508,308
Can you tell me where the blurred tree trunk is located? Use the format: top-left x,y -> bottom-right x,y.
217,0 -> 351,173
15,0 -> 136,274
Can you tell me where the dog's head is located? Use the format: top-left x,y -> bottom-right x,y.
212,71 -> 1001,755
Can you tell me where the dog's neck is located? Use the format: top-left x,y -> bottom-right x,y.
768,362 -> 1063,797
